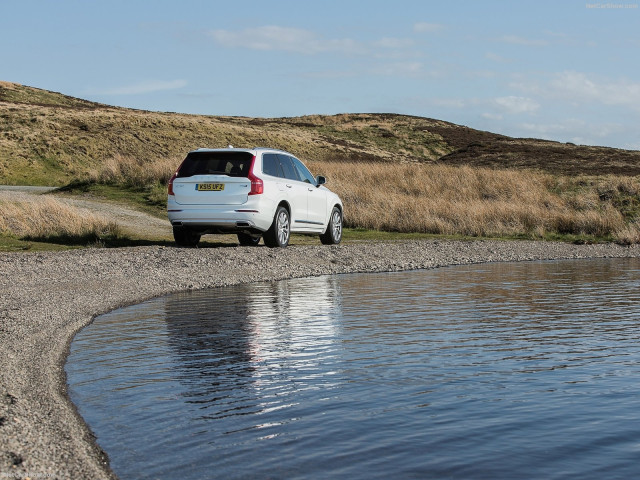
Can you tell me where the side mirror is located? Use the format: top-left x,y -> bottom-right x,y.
316,175 -> 327,187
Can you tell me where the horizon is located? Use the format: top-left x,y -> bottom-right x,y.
2,0 -> 639,150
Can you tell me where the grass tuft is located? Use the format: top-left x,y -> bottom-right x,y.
0,196 -> 122,245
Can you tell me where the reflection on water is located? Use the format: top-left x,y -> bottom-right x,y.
66,258 -> 640,480
164,277 -> 343,427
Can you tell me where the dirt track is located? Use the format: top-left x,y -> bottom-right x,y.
0,186 -> 172,240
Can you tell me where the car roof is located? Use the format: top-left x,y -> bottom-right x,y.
189,147 -> 292,155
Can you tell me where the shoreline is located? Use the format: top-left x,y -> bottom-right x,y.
1,240 -> 639,479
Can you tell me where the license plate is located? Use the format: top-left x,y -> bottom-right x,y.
196,183 -> 224,191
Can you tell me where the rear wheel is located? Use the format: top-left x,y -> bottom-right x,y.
320,207 -> 342,245
263,206 -> 290,248
237,233 -> 261,246
173,226 -> 201,247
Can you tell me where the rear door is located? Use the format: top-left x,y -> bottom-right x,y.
261,153 -> 287,193
277,154 -> 308,224
172,151 -> 253,206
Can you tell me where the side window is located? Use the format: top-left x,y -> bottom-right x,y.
277,154 -> 301,182
291,157 -> 316,184
262,153 -> 284,178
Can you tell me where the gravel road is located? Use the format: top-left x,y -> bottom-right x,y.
1,241 -> 639,479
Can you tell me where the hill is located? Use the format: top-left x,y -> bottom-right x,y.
1,81 -> 639,186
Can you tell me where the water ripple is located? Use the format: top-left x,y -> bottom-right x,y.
67,258 -> 640,480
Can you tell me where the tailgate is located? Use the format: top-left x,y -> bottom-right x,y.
172,175 -> 250,205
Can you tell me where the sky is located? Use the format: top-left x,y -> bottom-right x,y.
2,0 -> 640,149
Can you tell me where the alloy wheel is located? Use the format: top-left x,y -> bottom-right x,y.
331,210 -> 342,241
277,209 -> 290,246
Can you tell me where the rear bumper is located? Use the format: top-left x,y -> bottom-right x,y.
167,197 -> 274,232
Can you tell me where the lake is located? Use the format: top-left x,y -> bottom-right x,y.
66,258 -> 640,479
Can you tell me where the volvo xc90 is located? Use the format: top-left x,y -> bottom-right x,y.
167,147 -> 343,248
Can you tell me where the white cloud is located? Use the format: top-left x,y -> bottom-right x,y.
88,79 -> 187,95
494,96 -> 540,114
373,37 -> 414,49
551,71 -> 640,107
481,112 -> 503,120
518,119 -> 620,145
209,25 -> 364,55
512,71 -> 640,109
413,22 -> 445,33
499,35 -> 548,46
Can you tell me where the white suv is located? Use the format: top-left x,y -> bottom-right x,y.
167,147 -> 343,248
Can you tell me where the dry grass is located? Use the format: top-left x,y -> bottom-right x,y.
308,160 -> 640,242
87,154 -> 178,186
0,195 -> 121,243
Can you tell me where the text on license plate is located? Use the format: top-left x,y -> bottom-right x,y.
196,183 -> 224,191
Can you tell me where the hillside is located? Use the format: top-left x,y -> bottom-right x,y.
2,81 -> 639,186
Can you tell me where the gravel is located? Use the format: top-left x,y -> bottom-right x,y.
1,240 -> 639,479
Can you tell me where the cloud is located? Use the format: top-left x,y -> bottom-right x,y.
87,79 -> 187,95
208,25 -> 364,54
413,22 -> 445,33
550,71 -> 640,106
499,35 -> 548,46
493,96 -> 540,114
373,37 -> 414,49
512,71 -> 640,109
518,119 -> 621,145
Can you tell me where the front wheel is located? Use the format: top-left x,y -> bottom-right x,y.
263,206 -> 290,248
173,226 -> 201,247
320,207 -> 343,245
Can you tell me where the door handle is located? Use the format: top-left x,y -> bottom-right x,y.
286,184 -> 292,188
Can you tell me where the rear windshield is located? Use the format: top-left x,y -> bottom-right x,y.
177,151 -> 254,178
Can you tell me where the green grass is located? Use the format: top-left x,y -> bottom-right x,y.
340,228 -> 469,242
0,234 -> 78,252
0,231 -> 177,251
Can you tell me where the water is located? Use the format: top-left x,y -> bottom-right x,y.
66,258 -> 640,479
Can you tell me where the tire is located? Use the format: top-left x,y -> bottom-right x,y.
173,226 -> 201,247
320,206 -> 343,245
237,233 -> 261,246
263,206 -> 290,248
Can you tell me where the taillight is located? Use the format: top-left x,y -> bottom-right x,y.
168,171 -> 177,196
168,158 -> 187,196
247,155 -> 263,195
